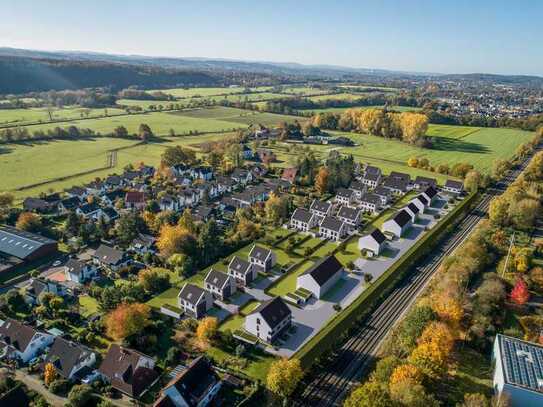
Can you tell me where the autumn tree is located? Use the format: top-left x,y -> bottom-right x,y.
509,198 -> 540,230
157,224 -> 197,258
161,145 -> 197,167
0,192 -> 14,211
178,209 -> 197,234
464,170 -> 482,192
344,381 -> 393,407
510,278 -> 530,305
266,358 -> 303,400
196,317 -> 218,344
488,197 -> 510,226
399,112 -> 429,144
105,303 -> 151,340
315,166 -> 329,195
408,321 -> 454,378
265,192 -> 290,226
44,362 -> 56,386
407,157 -> 419,168
16,212 -> 42,232
138,268 -> 170,294
492,159 -> 511,180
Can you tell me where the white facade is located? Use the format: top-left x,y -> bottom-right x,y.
358,235 -> 385,256
382,218 -> 410,238
244,310 -> 291,344
296,269 -> 342,299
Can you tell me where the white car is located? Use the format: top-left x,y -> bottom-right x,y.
81,371 -> 101,384
52,260 -> 62,267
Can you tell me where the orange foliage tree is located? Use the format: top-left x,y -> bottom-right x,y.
16,212 -> 42,232
105,303 -> 151,340
510,278 -> 530,305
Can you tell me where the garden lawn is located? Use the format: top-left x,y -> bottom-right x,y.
267,260 -> 314,297
219,314 -> 244,332
146,287 -> 181,310
78,295 -> 100,317
206,345 -> 275,382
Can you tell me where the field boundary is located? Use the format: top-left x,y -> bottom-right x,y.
292,192 -> 478,368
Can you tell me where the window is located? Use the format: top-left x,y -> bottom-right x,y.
257,318 -> 261,325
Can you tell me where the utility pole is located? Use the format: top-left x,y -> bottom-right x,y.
502,232 -> 516,277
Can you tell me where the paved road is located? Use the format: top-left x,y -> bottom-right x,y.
293,147 -> 540,407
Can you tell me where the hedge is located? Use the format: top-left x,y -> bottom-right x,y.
293,192 -> 479,368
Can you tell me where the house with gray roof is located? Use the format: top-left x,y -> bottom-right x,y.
44,337 -> 96,380
65,259 -> 98,284
335,188 -> 354,206
358,228 -> 387,256
414,176 -> 437,190
337,206 -> 362,229
492,334 -> 543,407
403,202 -> 420,222
349,180 -> 367,200
178,283 -> 213,319
296,255 -> 343,299
76,202 -> 103,221
382,209 -> 412,238
204,269 -> 236,300
359,193 -> 381,214
444,179 -> 464,195
290,208 -> 318,232
382,176 -> 409,195
92,244 -> 130,271
422,186 -> 438,205
228,256 -> 257,286
248,245 -> 276,273
373,186 -> 392,205
310,199 -> 332,219
0,318 -> 54,363
319,216 -> 347,241
361,165 -> 382,188
244,297 -> 292,344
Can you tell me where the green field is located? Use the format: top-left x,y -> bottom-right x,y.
279,86 -> 330,95
147,86 -> 274,99
0,133 -> 235,198
0,106 -> 126,127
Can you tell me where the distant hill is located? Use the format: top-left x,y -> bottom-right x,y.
0,47 -> 541,94
0,55 -> 222,94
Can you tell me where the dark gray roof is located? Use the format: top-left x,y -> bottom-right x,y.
0,226 -> 56,260
364,172 -> 381,182
251,297 -> 291,329
415,176 -> 437,187
0,318 -> 38,352
78,202 -> 101,214
249,245 -> 272,262
291,208 -> 313,224
360,193 -> 381,206
445,179 -> 463,190
416,194 -> 429,206
496,334 -> 543,393
337,206 -> 360,222
45,337 -> 94,379
23,198 -> 52,211
373,186 -> 391,196
365,165 -> 381,175
179,284 -> 205,305
101,207 -> 119,220
336,188 -> 353,199
65,186 -> 86,196
407,202 -> 420,214
350,180 -> 365,192
389,171 -> 411,182
310,200 -> 331,213
228,256 -> 252,275
370,228 -> 387,244
65,259 -> 87,277
320,216 -> 344,232
93,244 -> 125,266
302,255 -> 343,286
205,269 -> 230,289
59,196 -> 80,211
383,177 -> 408,192
393,210 -> 412,227
424,186 -> 438,198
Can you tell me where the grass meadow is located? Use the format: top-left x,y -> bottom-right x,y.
0,106 -> 126,127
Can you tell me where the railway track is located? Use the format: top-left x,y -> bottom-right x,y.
294,148 -> 538,407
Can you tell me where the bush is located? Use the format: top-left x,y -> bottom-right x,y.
49,378 -> 70,395
68,384 -> 93,407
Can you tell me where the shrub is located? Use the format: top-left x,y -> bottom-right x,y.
49,378 -> 70,395
68,384 -> 93,407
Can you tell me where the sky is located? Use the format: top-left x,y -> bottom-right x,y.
1,0 -> 541,76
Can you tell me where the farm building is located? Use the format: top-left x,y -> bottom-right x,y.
244,297 -> 292,344
0,226 -> 57,275
296,255 -> 343,299
358,229 -> 387,257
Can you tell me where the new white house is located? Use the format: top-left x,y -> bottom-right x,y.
64,259 -> 98,284
228,256 -> 257,286
349,180 -> 367,200
422,186 -> 438,205
359,193 -> 381,214
492,334 -> 543,407
403,202 -> 420,222
411,195 -> 428,214
309,199 -> 332,220
290,208 -> 318,232
335,188 -> 354,206
244,297 -> 292,344
337,206 -> 362,229
319,216 -> 348,241
443,179 -> 464,195
248,245 -> 276,273
382,209 -> 412,238
296,255 -> 343,299
204,269 -> 236,301
358,228 -> 387,257
0,319 -> 54,363
178,283 -> 213,319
